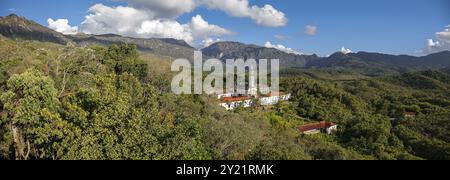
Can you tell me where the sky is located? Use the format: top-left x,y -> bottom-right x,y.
1,0 -> 449,56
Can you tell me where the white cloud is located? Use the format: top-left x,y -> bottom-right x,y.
274,34 -> 287,40
436,27 -> 450,43
47,18 -> 78,35
265,41 -> 302,55
79,4 -> 152,35
136,20 -> 194,44
340,47 -> 352,54
116,0 -> 196,19
428,39 -> 440,48
188,15 -> 233,39
116,0 -> 287,27
424,25 -> 450,54
248,4 -> 287,27
199,0 -> 250,17
147,0 -> 288,27
78,4 -> 231,46
135,15 -> 231,45
198,0 -> 288,27
53,0 -> 287,46
305,25 -> 317,36
201,38 -> 221,47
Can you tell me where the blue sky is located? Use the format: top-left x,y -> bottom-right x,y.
1,0 -> 449,56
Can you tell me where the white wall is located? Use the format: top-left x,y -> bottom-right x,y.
326,125 -> 338,134
220,93 -> 291,110
260,94 -> 291,106
217,93 -> 234,99
220,99 -> 253,110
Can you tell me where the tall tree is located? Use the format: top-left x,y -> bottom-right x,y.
0,69 -> 68,159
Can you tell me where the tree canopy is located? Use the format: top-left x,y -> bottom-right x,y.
0,39 -> 449,160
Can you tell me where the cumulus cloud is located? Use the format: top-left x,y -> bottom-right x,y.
428,39 -> 440,48
116,0 -> 287,27
135,15 -> 231,45
436,25 -> 450,42
248,4 -> 287,27
424,25 -> 450,54
201,38 -> 221,47
53,0 -> 287,46
78,4 -> 231,46
305,25 -> 317,36
79,4 -> 152,35
47,18 -> 78,35
136,20 -> 194,44
199,0 -> 250,17
116,0 -> 196,18
265,41 -> 302,55
340,47 -> 353,54
188,15 -> 233,39
200,0 -> 287,27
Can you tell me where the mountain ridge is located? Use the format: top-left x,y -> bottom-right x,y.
306,51 -> 450,75
202,41 -> 319,68
0,14 -> 72,44
1,14 -> 450,74
0,14 -> 197,60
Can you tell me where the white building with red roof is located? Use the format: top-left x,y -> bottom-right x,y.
298,121 -> 338,135
219,96 -> 253,110
260,92 -> 291,106
217,91 -> 291,110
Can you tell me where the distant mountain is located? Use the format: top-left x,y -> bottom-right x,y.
158,38 -> 192,48
202,41 -> 319,68
67,33 -> 197,61
2,14 -> 450,73
202,42 -> 450,73
306,51 -> 450,76
0,14 -> 71,44
0,14 -> 196,60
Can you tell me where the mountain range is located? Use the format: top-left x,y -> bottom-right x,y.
1,14 -> 449,75
0,14 -> 196,60
201,41 -> 320,69
306,51 -> 450,75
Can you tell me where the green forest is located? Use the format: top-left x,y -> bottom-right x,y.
0,38 -> 449,160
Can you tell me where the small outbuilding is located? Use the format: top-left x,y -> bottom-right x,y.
298,121 -> 338,135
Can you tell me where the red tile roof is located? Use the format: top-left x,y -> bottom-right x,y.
298,121 -> 336,132
222,96 -> 252,103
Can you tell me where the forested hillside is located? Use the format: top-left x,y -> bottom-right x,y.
0,38 -> 449,160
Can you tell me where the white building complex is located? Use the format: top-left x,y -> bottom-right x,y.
218,91 -> 291,110
219,96 -> 253,111
260,92 -> 291,106
217,93 -> 234,99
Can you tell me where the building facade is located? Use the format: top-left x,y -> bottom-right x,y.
219,96 -> 253,111
260,92 -> 291,106
298,121 -> 338,135
217,91 -> 291,110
